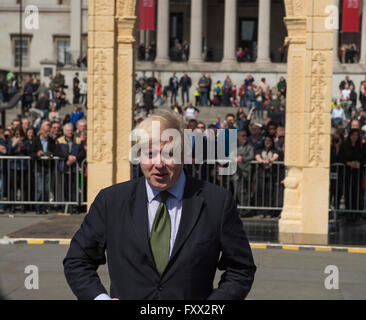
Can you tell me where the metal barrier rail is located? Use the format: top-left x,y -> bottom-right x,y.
133,161 -> 365,219
1,156 -> 364,219
329,162 -> 366,223
0,156 -> 86,212
132,161 -> 285,215
185,161 -> 285,213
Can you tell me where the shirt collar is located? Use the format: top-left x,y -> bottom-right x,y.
145,170 -> 186,203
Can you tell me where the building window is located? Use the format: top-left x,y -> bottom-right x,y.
14,39 -> 29,67
10,34 -> 32,68
56,39 -> 71,65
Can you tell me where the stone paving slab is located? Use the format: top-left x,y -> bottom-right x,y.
4,214 -> 85,239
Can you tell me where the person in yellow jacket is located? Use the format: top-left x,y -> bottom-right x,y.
214,81 -> 223,106
194,84 -> 200,107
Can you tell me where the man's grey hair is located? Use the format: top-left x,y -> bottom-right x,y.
76,118 -> 87,128
63,123 -> 74,133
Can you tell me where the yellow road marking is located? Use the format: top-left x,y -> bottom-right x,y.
251,244 -> 267,249
315,247 -> 332,252
282,245 -> 299,251
348,248 -> 366,254
27,240 -> 44,244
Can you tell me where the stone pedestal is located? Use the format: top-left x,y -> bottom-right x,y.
279,0 -> 334,245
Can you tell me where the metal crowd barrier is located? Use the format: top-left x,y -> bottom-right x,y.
329,162 -> 366,223
0,156 -> 87,212
185,161 -> 285,214
133,161 -> 366,221
2,156 -> 365,220
132,160 -> 286,216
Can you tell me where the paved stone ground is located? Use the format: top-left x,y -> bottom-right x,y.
0,211 -> 365,300
0,244 -> 365,300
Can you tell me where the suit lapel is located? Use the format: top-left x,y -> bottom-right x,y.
168,175 -> 205,264
129,177 -> 155,268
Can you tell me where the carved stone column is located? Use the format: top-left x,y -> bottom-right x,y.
87,0 -> 137,208
116,1 -> 137,184
279,0 -> 334,244
87,0 -> 117,205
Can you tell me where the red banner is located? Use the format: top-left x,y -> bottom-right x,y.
138,0 -> 155,31
342,0 -> 360,32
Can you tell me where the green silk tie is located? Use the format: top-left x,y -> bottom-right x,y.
150,190 -> 171,275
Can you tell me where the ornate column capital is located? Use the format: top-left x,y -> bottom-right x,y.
116,16 -> 137,44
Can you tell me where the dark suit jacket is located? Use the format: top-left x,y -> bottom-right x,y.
63,174 -> 256,300
29,135 -> 57,171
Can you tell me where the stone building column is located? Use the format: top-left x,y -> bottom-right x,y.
257,0 -> 271,64
279,0 -> 333,244
70,0 -> 82,64
360,0 -> 366,64
222,0 -> 237,63
155,0 -> 170,64
189,0 -> 203,63
333,0 -> 340,64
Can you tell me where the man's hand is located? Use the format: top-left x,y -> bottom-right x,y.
37,150 -> 44,157
237,155 -> 243,163
0,145 -> 6,154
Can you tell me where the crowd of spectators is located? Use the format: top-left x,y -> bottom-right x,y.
135,71 -> 366,220
0,71 -> 87,215
135,72 -> 287,123
339,43 -> 359,64
330,75 -> 366,222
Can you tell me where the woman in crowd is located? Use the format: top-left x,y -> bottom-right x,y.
7,128 -> 28,213
338,129 -> 365,220
254,135 -> 280,219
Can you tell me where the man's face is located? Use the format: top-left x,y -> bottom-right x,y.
226,116 -> 235,128
250,125 -> 260,136
268,125 -> 277,136
351,120 -> 360,130
12,121 -> 20,129
22,119 -> 29,129
238,131 -> 247,145
41,124 -> 51,137
64,126 -> 74,139
188,121 -> 197,130
140,141 -> 183,191
77,122 -> 87,133
197,123 -> 205,132
52,123 -> 61,135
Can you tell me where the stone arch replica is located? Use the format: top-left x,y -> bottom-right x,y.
87,0 -> 334,244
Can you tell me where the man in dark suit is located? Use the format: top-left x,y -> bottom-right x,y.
29,121 -> 57,214
63,110 -> 256,300
54,123 -> 82,214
